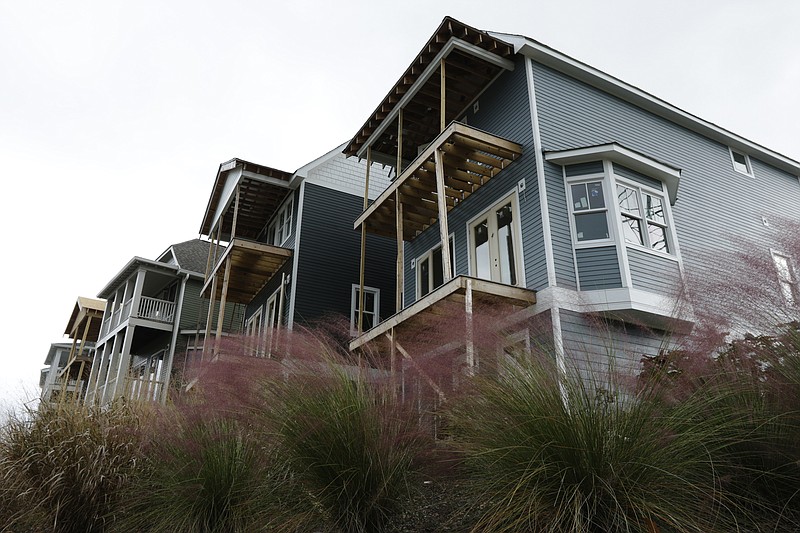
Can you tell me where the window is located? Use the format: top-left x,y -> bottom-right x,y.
469,194 -> 523,285
569,181 -> 610,242
267,199 -> 293,246
773,252 -> 798,306
730,148 -> 753,177
616,183 -> 670,253
351,285 -> 380,335
416,236 -> 454,299
264,291 -> 281,355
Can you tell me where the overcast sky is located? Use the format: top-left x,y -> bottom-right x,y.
1,0 -> 798,411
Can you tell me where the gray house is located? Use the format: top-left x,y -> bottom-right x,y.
85,239 -> 239,404
199,144 -> 396,360
348,17 -> 800,378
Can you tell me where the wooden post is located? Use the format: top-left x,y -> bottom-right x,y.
358,147 -> 372,334
440,58 -> 446,132
213,255 -> 232,359
230,184 -> 240,240
397,109 -> 404,175
390,327 -> 397,399
465,278 -> 475,376
434,149 -> 453,281
395,190 -> 404,312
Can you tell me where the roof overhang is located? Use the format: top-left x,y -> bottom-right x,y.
494,32 -> 800,177
344,17 -> 515,164
201,238 -> 292,304
64,297 -> 106,339
200,158 -> 293,240
354,122 -> 522,240
98,257 -> 182,299
545,143 -> 682,204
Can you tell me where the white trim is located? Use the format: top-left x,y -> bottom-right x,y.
526,58 -> 557,288
350,284 -> 380,336
729,147 -> 754,177
545,143 -> 681,205
465,190 -> 526,288
287,181 -> 305,330
492,32 -> 800,177
564,173 -> 615,247
266,195 -> 294,246
414,233 -> 455,300
771,249 -> 798,306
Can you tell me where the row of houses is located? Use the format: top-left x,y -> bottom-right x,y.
42,17 -> 800,405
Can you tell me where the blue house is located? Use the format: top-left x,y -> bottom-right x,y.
199,145 -> 396,359
347,17 -> 800,378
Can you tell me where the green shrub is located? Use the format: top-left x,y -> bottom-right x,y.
446,352 -> 746,533
0,401 -> 143,533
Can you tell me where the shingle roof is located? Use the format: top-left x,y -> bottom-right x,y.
169,239 -> 212,275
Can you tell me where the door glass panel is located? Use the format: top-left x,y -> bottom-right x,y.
496,203 -> 517,285
473,220 -> 490,280
419,257 -> 430,297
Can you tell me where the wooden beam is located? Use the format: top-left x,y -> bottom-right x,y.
395,190 -> 404,312
434,149 -> 453,282
440,58 -> 446,132
358,147 -> 372,334
388,334 -> 446,402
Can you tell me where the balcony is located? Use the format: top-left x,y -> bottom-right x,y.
137,296 -> 176,323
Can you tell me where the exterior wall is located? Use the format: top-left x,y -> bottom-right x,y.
531,60 -> 800,295
559,309 -> 671,379
576,247 -> 622,290
247,259 -> 293,327
403,56 -> 547,305
304,152 -> 392,201
628,248 -> 682,296
294,182 -> 396,328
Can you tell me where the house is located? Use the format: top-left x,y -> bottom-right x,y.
84,239 -> 239,404
199,145 -> 396,359
347,17 -> 800,381
40,297 -> 106,404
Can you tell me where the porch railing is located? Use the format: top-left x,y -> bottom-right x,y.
137,296 -> 175,323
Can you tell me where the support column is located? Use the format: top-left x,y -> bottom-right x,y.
465,278 -> 475,376
434,149 -> 453,281
111,326 -> 135,402
440,58 -> 446,131
213,255 -> 233,359
357,147 -> 372,334
395,190 -> 404,311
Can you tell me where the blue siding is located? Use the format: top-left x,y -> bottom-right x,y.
612,164 -> 663,190
295,183 -> 396,327
627,248 -> 682,296
559,309 -> 670,379
576,247 -> 622,290
532,61 -> 800,290
403,56 -> 548,305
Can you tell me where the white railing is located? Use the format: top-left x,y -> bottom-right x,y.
137,296 -> 175,323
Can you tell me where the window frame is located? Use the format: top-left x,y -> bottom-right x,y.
614,178 -> 672,255
729,148 -> 754,177
414,234 -> 455,300
267,197 -> 294,246
351,285 -> 380,336
565,172 -> 615,248
772,250 -> 798,306
466,191 -> 525,287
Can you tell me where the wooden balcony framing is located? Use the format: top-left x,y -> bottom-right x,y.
201,238 -> 292,305
354,122 -> 522,241
350,275 -> 536,351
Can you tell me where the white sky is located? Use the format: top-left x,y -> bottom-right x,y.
1,0 -> 799,411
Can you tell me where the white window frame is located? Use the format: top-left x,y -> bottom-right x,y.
729,148 -> 754,177
614,179 -> 673,255
772,250 -> 798,306
351,285 -> 380,336
466,191 -> 525,287
263,290 -> 281,356
244,307 -> 264,356
414,234 -> 455,300
565,172 -> 615,248
267,198 -> 294,246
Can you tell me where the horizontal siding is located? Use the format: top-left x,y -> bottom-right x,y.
627,247 -> 682,296
404,56 -> 547,304
544,162 -> 577,288
559,309 -> 670,380
612,164 -> 663,190
295,183 -> 396,328
576,247 -> 622,290
532,61 -> 800,301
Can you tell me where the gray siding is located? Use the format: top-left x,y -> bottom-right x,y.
613,164 -> 663,190
295,183 -> 396,328
247,258 -> 294,327
559,309 -> 670,379
627,248 -> 682,296
403,56 -> 547,305
576,247 -> 622,290
532,61 -> 800,294
179,280 -> 204,330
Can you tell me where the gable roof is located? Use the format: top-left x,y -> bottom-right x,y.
164,238 -> 212,275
